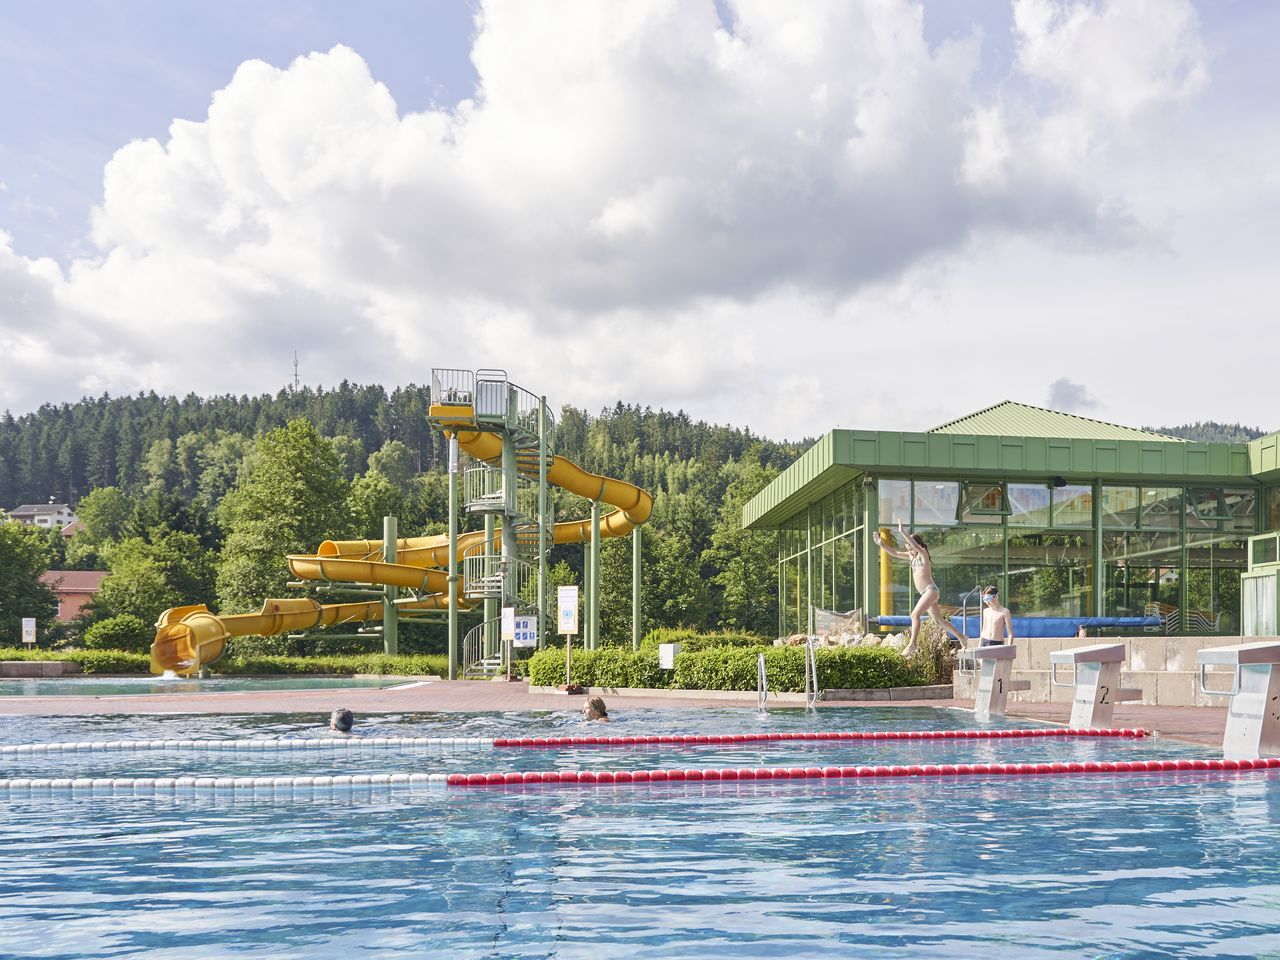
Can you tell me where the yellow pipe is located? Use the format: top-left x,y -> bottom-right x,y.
879,526 -> 895,629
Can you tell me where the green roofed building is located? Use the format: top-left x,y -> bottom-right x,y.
743,401 -> 1280,638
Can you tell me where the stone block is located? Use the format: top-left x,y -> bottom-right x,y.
0,661 -> 42,678
1155,671 -> 1197,708
1119,671 -> 1159,705
1127,638 -> 1167,673
1010,670 -> 1049,704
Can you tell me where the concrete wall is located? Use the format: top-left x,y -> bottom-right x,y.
951,635 -> 1252,708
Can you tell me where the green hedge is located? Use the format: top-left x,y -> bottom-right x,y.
527,647 -> 667,689
0,647 -> 447,678
637,627 -> 771,654
82,615 -> 151,653
215,653 -> 448,677
528,643 -> 920,692
0,647 -> 151,674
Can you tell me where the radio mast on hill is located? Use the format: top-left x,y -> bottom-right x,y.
292,351 -> 300,392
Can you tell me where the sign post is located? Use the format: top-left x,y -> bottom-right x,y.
501,606 -> 516,682
21,618 -> 36,647
557,585 -> 580,692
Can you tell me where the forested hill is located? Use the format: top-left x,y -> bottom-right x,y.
0,384 -> 806,508
1145,421 -> 1270,443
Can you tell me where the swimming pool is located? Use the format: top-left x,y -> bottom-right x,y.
0,675 -> 419,698
2,706 -> 1277,958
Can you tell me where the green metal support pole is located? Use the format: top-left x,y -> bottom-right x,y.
382,514 -> 398,656
583,540 -> 593,650
484,512 -> 497,658
447,436 -> 459,680
537,396 -> 548,649
631,525 -> 641,650
590,498 -> 601,649
1092,478 -> 1104,617
501,411 -> 518,673
863,478 -> 879,622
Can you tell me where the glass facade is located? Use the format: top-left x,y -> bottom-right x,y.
776,476 -> 1258,637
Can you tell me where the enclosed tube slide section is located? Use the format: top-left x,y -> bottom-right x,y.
152,407 -> 652,675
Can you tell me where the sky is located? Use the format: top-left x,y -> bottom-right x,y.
1,0 -> 1277,442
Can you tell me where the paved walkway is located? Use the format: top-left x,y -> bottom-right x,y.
0,680 -> 1229,747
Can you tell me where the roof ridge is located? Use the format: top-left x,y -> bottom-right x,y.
930,400 -> 1188,443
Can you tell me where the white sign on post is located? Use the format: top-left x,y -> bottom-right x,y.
513,615 -> 538,649
501,606 -> 516,642
557,585 -> 579,636
21,618 -> 36,646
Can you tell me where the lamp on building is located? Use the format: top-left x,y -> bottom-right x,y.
1051,476 -> 1068,488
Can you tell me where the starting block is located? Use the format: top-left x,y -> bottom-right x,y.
1050,643 -> 1142,729
971,645 -> 1030,721
1197,640 -> 1280,760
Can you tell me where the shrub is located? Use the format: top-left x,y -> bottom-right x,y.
215,653 -> 448,677
904,620 -> 957,686
530,643 -> 915,693
526,648 -> 669,689
673,645 -> 915,693
82,614 -> 152,653
0,647 -> 150,674
638,627 -> 770,654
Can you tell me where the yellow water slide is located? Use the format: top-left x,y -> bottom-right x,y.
151,413 -> 652,674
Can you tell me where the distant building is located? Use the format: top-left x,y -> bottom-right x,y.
38,571 -> 108,622
9,503 -> 78,532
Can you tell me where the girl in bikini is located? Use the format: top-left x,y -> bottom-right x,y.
872,520 -> 968,656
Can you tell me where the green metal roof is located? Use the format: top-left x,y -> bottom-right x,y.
930,401 -> 1187,443
743,427 -> 1254,530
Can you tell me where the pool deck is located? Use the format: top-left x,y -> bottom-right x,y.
0,680 -> 1230,747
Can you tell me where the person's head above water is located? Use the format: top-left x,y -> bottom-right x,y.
330,708 -> 354,733
582,696 -> 609,722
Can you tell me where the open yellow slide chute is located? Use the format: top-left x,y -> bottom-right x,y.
151,420 -> 652,674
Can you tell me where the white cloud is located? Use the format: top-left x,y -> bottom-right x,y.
1047,377 -> 1097,412
2,0 -> 1268,441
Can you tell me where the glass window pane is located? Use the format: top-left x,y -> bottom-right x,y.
835,532 -> 858,611
1223,489 -> 1256,533
1103,532 -> 1180,621
1267,488 -> 1280,532
1101,486 -> 1139,528
913,480 -> 959,527
1187,488 -> 1229,525
1007,532 -> 1094,616
878,479 -> 911,526
1052,485 -> 1093,528
1008,484 -> 1051,526
960,481 -> 1009,516
1187,535 -> 1247,633
1141,487 -> 1182,529
1251,535 -> 1277,566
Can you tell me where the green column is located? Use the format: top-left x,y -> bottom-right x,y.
484,512 -> 497,658
447,436 -> 459,680
590,498 -> 601,649
537,396 -> 548,649
632,524 -> 641,651
583,539 -> 592,649
863,477 -> 878,621
382,514 -> 398,656
1092,478 -> 1104,616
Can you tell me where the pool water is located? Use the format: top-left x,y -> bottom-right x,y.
2,706 -> 1278,959
0,675 -> 416,698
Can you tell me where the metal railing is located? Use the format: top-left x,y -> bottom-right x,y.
803,638 -> 819,708
461,545 -> 533,600
757,653 -> 768,711
431,368 -> 476,407
462,616 -> 504,678
463,462 -> 505,512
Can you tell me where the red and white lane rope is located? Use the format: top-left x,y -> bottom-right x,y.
449,756 -> 1280,788
490,728 -> 1149,748
0,727 -> 1148,757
